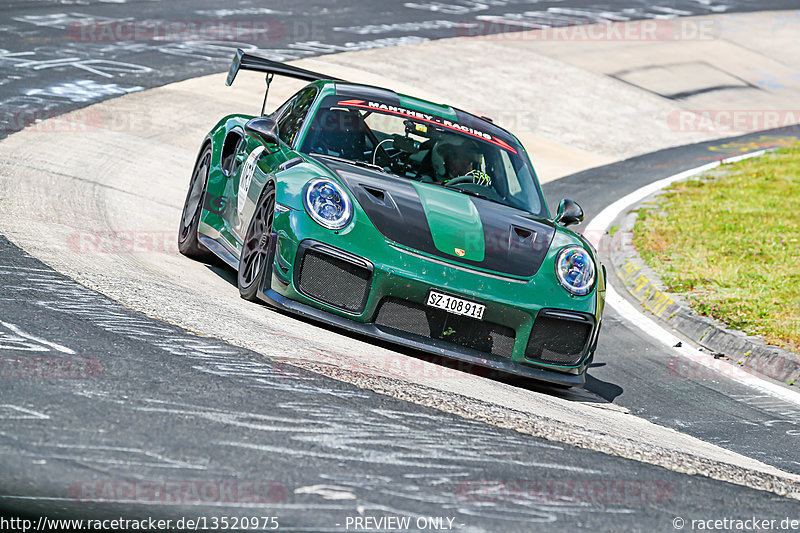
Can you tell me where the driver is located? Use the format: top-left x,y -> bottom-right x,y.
432,136 -> 491,186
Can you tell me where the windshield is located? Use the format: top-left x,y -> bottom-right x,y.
299,95 -> 545,215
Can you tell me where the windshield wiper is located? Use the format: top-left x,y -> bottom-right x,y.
311,153 -> 386,173
442,184 -> 517,208
443,185 -> 490,201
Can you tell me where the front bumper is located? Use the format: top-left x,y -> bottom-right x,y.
258,207 -> 603,387
261,284 -> 587,387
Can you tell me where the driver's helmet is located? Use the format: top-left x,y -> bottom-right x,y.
432,135 -> 480,181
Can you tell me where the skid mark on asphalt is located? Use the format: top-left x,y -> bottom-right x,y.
294,485 -> 357,500
49,391 -> 636,524
219,439 -> 601,473
0,432 -> 208,470
108,397 -> 577,471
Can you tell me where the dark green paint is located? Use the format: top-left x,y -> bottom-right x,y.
191,80 -> 605,377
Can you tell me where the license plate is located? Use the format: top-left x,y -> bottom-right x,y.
426,290 -> 485,320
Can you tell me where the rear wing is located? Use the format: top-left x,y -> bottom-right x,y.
226,48 -> 341,86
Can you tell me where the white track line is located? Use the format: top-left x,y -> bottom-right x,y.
585,150 -> 769,245
0,320 -> 76,354
584,149 -> 800,407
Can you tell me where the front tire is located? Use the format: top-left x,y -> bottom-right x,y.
238,185 -> 275,301
178,144 -> 212,258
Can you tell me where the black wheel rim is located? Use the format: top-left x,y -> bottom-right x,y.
179,150 -> 210,243
240,192 -> 274,288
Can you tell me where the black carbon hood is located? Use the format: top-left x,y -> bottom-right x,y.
312,157 -> 555,278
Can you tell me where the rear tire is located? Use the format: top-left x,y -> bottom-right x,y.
178,144 -> 212,258
238,185 -> 275,302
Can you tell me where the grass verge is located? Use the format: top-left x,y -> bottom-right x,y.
633,144 -> 800,352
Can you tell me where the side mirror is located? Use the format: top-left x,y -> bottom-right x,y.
245,117 -> 279,147
555,198 -> 584,227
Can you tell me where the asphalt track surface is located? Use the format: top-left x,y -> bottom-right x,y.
2,1 -> 800,531
3,0 -> 800,139
5,233 -> 800,531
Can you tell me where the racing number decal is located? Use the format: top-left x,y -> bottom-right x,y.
237,145 -> 266,216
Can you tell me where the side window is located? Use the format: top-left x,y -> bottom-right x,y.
277,87 -> 317,146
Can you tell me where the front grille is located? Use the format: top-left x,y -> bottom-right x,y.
525,311 -> 594,366
297,247 -> 371,313
375,297 -> 516,358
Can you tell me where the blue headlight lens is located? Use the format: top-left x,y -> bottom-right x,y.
303,178 -> 353,230
555,246 -> 596,296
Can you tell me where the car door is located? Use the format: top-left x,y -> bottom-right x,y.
229,86 -> 319,249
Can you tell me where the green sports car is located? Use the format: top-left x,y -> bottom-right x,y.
178,49 -> 605,387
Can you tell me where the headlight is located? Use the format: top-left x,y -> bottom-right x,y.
555,246 -> 595,296
303,178 -> 353,230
